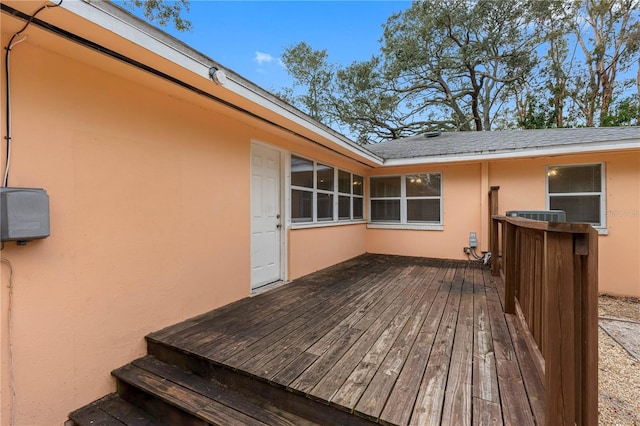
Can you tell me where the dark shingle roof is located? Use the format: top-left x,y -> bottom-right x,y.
366,127 -> 640,161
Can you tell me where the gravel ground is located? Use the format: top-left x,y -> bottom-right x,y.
598,294 -> 640,425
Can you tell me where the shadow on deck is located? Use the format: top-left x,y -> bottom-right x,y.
70,254 -> 544,425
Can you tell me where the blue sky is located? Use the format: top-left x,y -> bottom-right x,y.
137,1 -> 411,93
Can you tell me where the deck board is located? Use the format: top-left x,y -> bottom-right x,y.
150,254 -> 542,425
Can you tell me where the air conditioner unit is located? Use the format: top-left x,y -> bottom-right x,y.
506,210 -> 566,222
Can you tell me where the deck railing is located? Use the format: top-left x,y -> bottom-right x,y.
489,189 -> 598,425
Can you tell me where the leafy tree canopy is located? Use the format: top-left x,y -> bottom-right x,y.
279,0 -> 639,143
122,0 -> 191,31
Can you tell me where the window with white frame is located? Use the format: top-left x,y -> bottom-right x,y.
290,155 -> 364,224
370,173 -> 442,224
547,163 -> 605,226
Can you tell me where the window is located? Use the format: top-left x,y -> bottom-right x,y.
290,154 -> 364,224
370,173 -> 442,224
547,163 -> 604,226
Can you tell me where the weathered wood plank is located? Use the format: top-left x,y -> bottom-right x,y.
473,268 -> 500,405
131,356 -> 318,426
157,254 -> 385,348
505,314 -> 545,425
485,284 -> 535,425
354,266 -> 447,420
98,394 -> 168,426
407,265 -> 464,426
328,267 -> 436,408
288,265 -> 418,394
263,264 -> 414,388
234,261 -> 397,372
114,364 -> 268,426
440,266 -> 474,426
69,395 -> 129,426
472,398 -> 503,426
378,264 -> 457,426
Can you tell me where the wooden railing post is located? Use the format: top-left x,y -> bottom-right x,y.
503,221 -> 516,315
543,232 -> 576,426
489,186 -> 500,276
576,228 -> 599,426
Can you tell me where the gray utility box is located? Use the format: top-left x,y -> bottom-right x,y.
0,187 -> 50,242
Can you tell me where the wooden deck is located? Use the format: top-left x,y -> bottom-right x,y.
146,254 -> 544,425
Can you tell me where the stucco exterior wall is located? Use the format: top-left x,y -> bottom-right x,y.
489,152 -> 640,297
288,224 -> 367,280
0,35 -> 254,426
366,163 -> 484,260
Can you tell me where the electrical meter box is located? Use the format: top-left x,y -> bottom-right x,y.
0,187 -> 50,242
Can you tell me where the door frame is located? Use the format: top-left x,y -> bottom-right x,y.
250,140 -> 287,290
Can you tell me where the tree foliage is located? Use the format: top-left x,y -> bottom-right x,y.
279,0 -> 639,143
278,42 -> 334,123
122,0 -> 191,31
381,0 -> 538,132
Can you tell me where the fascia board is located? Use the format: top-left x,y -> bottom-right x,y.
380,140 -> 640,167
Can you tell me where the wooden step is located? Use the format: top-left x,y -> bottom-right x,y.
146,339 -> 378,426
113,356 -> 320,426
68,393 -> 167,426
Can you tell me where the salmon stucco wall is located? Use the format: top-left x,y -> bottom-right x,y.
366,163 -> 484,260
489,152 -> 640,298
288,224 -> 367,280
0,33 -> 259,426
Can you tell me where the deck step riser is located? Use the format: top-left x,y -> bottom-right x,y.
147,339 -> 377,426
117,380 -> 208,426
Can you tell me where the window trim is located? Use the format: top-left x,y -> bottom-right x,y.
289,153 -> 365,226
369,173 -> 443,227
546,162 -> 607,231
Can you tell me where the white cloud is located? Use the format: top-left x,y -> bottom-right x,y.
255,51 -> 275,65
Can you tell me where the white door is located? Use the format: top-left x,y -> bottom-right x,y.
250,143 -> 282,289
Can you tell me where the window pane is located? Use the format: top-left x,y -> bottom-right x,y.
550,195 -> 600,225
353,197 -> 363,219
371,200 -> 400,222
291,156 -> 313,188
291,189 -> 312,222
406,173 -> 441,197
370,176 -> 401,197
317,193 -> 334,221
338,195 -> 350,219
407,199 -> 440,222
317,164 -> 334,191
353,175 -> 364,195
548,165 -> 601,193
338,170 -> 351,194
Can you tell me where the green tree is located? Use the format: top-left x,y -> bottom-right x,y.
600,95 -> 639,125
537,0 -> 640,126
278,42 -> 335,123
334,57 -> 436,143
122,0 -> 191,31
379,0 -> 538,131
518,95 -> 557,129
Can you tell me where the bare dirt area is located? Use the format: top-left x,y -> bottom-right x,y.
598,294 -> 640,425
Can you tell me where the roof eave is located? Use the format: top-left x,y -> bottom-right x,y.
379,139 -> 640,167
57,0 -> 383,166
